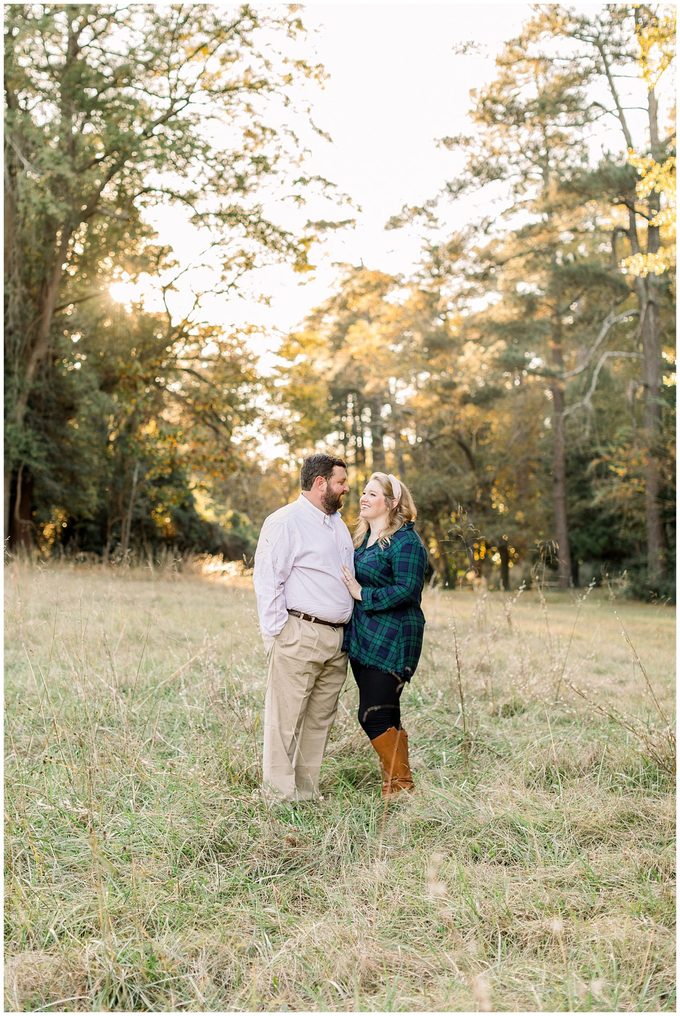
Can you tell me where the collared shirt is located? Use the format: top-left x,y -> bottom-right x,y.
253,494 -> 355,638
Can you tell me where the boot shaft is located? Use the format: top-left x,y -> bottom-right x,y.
370,726 -> 415,796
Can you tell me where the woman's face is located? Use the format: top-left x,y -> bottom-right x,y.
359,479 -> 389,521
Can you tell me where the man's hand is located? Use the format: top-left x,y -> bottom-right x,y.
342,565 -> 362,601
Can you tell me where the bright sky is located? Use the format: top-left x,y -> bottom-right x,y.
113,3 -> 532,355
273,4 -> 532,278
111,2 -> 660,373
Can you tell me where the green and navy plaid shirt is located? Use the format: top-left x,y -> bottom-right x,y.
343,522 -> 428,680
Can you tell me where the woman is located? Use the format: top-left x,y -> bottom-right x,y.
341,472 -> 428,797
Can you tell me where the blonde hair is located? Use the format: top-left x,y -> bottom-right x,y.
353,472 -> 417,549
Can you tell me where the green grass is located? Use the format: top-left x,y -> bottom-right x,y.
4,561 -> 676,1011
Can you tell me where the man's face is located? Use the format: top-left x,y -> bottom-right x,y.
321,466 -> 350,514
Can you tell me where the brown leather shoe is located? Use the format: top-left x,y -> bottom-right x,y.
370,726 -> 415,796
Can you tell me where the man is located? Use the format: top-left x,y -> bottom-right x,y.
253,453 -> 354,801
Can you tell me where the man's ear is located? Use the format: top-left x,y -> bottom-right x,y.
313,475 -> 327,490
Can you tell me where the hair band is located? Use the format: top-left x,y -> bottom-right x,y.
387,473 -> 402,503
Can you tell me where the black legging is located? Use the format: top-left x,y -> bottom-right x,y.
350,659 -> 406,740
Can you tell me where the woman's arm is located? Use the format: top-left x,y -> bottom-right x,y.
360,537 -> 427,613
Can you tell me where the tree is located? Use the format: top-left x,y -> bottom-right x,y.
393,4 -> 674,591
4,3 -> 331,544
271,267 -> 427,480
26,288 -> 263,558
430,35 -> 639,586
528,3 -> 676,586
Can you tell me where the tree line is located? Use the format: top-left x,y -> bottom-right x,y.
4,4 -> 675,599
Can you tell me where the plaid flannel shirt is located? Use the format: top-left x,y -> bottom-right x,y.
343,522 -> 428,680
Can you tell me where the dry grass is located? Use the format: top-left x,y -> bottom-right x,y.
4,560 -> 676,1011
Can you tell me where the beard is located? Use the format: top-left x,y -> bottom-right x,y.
322,488 -> 344,514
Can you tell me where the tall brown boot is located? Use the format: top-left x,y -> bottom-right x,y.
370,726 -> 415,797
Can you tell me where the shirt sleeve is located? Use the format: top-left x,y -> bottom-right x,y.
253,516 -> 294,638
360,535 -> 427,614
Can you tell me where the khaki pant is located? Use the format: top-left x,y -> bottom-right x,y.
263,613 -> 347,801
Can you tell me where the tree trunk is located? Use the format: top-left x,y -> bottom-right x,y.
120,462 -> 140,558
340,394 -> 349,462
571,556 -> 580,588
498,538 -> 510,591
4,472 -> 12,545
604,20 -> 667,587
394,434 -> 405,474
9,465 -> 34,550
5,228 -> 73,544
546,281 -> 572,590
388,401 -> 406,473
369,400 -> 386,471
354,395 -> 366,469
636,78 -> 666,586
432,518 -> 455,587
637,276 -> 666,585
4,125 -> 23,543
551,381 -> 572,589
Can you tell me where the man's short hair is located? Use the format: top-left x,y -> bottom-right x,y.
300,453 -> 347,491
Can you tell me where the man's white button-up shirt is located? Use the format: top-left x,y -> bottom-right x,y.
253,494 -> 355,639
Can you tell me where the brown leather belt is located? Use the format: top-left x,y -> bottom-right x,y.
288,608 -> 345,628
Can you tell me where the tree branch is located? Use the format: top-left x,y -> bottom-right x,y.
562,309 -> 638,379
564,350 -> 643,418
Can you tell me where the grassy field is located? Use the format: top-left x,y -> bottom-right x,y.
4,560 -> 675,1012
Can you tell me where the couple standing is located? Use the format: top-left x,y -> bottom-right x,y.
253,453 -> 428,803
